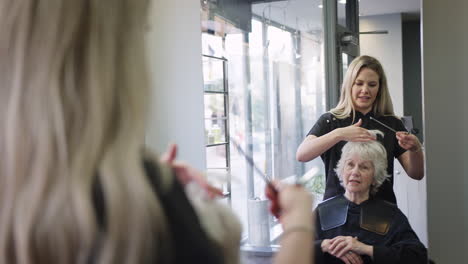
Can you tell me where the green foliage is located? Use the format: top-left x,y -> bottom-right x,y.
299,172 -> 325,195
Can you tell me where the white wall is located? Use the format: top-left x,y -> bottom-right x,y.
360,14 -> 428,247
422,0 -> 468,262
360,14 -> 404,116
146,1 -> 206,169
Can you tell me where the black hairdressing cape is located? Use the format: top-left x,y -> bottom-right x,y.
314,195 -> 427,264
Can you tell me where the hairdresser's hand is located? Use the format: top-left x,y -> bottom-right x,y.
334,119 -> 376,142
266,182 -> 313,229
396,132 -> 422,153
161,144 -> 223,199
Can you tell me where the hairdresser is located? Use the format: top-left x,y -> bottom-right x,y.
296,55 -> 424,204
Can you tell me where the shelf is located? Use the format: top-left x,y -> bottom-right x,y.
206,142 -> 229,147
203,90 -> 228,94
204,117 -> 228,120
202,54 -> 228,61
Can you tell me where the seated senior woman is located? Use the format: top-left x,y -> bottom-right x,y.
314,131 -> 427,264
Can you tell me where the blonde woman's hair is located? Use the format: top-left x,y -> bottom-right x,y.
0,0 -> 170,263
335,130 -> 390,195
330,55 -> 395,119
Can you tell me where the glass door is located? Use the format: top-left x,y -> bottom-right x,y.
337,0 -> 359,85
324,0 -> 360,109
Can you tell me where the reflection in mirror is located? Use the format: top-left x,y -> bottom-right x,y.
199,0 -> 427,262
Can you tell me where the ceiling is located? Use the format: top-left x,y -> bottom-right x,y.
359,0 -> 420,17
251,0 -> 421,33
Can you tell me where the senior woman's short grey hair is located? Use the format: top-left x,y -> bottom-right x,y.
335,130 -> 390,195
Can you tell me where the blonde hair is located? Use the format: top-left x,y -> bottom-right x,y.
330,55 -> 395,119
335,130 -> 390,195
0,0 -> 170,263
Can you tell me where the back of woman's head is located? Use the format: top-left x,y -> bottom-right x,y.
331,55 -> 395,119
0,1 -> 169,263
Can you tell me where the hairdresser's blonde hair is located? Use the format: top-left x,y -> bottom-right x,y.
330,55 -> 395,119
0,0 -> 170,263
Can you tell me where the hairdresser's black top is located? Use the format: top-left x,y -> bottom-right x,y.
314,195 -> 427,264
307,111 -> 407,203
92,160 -> 223,264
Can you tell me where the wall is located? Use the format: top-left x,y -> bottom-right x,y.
360,14 -> 428,246
145,1 -> 207,169
422,0 -> 468,262
402,20 -> 424,142
360,13 -> 404,116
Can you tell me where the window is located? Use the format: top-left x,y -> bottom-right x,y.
203,55 -> 231,201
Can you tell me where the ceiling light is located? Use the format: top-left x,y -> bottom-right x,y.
318,4 -> 323,8
339,0 -> 346,4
